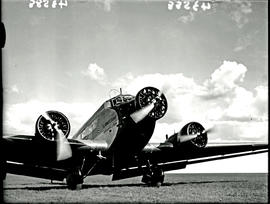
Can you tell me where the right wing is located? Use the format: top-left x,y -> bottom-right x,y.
2,135 -> 109,181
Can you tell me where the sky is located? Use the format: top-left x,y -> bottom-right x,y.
2,0 -> 268,173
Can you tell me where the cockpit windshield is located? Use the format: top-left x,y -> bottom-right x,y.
111,94 -> 135,107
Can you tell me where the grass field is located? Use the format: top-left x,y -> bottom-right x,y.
3,173 -> 268,203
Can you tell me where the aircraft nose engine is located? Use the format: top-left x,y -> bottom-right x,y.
131,87 -> 168,123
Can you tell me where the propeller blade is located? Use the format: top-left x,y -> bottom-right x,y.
200,126 -> 215,135
179,126 -> 215,143
130,102 -> 155,123
179,134 -> 198,143
42,112 -> 54,124
56,125 -> 72,161
42,112 -> 72,161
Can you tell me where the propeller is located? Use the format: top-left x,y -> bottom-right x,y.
179,126 -> 215,143
130,102 -> 155,123
130,91 -> 163,123
42,112 -> 72,161
179,134 -> 198,143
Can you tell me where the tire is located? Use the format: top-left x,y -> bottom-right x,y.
142,168 -> 164,187
156,182 -> 162,188
141,173 -> 152,185
151,174 -> 164,187
66,173 -> 83,190
0,160 -> 6,180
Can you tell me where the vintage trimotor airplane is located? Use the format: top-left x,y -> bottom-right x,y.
1,86 -> 268,189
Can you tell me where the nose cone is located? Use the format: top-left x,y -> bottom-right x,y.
131,87 -> 168,123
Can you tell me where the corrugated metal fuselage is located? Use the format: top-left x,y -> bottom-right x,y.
72,97 -> 156,167
3,94 -> 157,179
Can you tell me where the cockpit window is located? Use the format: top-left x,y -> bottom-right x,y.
111,95 -> 135,107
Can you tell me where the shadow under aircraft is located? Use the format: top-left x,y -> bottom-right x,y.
1,86 -> 268,189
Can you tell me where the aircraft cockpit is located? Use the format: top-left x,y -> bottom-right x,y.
111,94 -> 135,107
110,94 -> 137,118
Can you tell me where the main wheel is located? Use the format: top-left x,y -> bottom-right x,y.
0,159 -> 6,180
66,171 -> 83,190
151,167 -> 164,187
142,166 -> 164,187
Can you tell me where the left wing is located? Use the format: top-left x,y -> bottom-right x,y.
150,143 -> 268,172
112,143 -> 268,180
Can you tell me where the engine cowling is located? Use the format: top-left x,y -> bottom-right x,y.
35,110 -> 70,141
180,122 -> 208,148
135,86 -> 168,120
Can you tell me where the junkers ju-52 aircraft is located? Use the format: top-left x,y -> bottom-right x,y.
1,87 -> 268,189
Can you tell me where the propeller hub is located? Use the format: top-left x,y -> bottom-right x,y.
135,87 -> 168,120
35,110 -> 70,141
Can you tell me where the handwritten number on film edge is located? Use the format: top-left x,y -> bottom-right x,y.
168,1 -> 212,11
29,0 -> 68,9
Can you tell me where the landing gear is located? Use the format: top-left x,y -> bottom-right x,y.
66,169 -> 83,190
141,163 -> 164,187
0,159 -> 6,180
66,153 -> 105,190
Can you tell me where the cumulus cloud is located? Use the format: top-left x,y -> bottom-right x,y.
112,61 -> 255,123
4,60 -> 268,143
3,100 -> 97,137
113,72 -> 198,96
82,63 -> 107,85
111,60 -> 267,142
203,61 -> 247,98
200,61 -> 267,123
222,86 -> 267,122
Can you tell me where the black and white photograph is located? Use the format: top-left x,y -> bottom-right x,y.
1,0 -> 268,203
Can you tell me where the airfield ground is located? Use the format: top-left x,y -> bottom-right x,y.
3,173 -> 268,203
